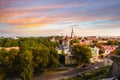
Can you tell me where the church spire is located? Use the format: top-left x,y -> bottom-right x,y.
71,27 -> 74,38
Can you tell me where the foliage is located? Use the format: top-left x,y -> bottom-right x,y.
106,40 -> 118,45
72,45 -> 92,65
70,39 -> 79,45
0,37 -> 60,79
2,38 -> 18,47
20,49 -> 33,80
0,38 -> 3,47
64,67 -> 109,80
59,53 -> 65,64
0,37 -> 59,48
32,46 -> 49,72
92,40 -> 97,43
48,47 -> 59,69
115,44 -> 120,55
0,49 -> 20,79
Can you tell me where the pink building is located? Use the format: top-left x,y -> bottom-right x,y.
100,45 -> 118,55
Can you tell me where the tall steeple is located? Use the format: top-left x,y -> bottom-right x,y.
71,27 -> 74,39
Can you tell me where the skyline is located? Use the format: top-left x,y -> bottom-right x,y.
0,0 -> 120,37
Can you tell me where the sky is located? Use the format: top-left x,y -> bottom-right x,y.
0,0 -> 120,37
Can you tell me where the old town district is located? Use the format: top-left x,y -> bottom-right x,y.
50,29 -> 118,66
0,28 -> 119,67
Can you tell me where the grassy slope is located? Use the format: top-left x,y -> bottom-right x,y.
63,66 -> 109,80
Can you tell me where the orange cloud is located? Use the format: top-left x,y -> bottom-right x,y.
13,17 -> 57,28
1,2 -> 119,29
0,2 -> 84,21
1,12 -> 117,29
3,17 -> 38,25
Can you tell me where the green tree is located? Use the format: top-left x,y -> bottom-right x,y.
7,49 -> 19,75
3,38 -> 11,47
48,47 -> 59,69
20,49 -> 33,80
32,46 -> 49,72
92,40 -> 97,44
70,39 -> 79,45
0,49 -> 20,78
106,40 -> 118,45
0,49 -> 7,79
0,38 -> 3,47
2,38 -> 18,47
115,45 -> 120,55
59,52 -> 65,64
72,45 -> 92,65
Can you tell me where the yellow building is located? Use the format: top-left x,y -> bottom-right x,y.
65,54 -> 77,65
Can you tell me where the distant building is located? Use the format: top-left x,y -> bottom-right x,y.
0,47 -> 19,51
88,36 -> 98,40
100,45 -> 118,56
90,47 -> 99,63
62,35 -> 70,49
50,36 -> 59,42
50,36 -> 56,42
14,37 -> 19,40
65,54 -> 77,65
71,27 -> 74,39
104,57 -> 113,66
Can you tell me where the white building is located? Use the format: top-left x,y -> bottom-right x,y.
90,47 -> 99,63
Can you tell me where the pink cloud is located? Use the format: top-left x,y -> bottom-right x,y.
0,1 -> 119,29
0,0 -> 33,6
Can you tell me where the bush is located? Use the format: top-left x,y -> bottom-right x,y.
65,67 -> 109,80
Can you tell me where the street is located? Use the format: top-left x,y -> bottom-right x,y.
33,61 -> 104,80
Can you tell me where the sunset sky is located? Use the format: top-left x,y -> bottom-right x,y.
0,0 -> 120,37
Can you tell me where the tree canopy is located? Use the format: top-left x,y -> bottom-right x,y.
70,39 -> 79,45
20,49 -> 33,80
115,44 -> 120,55
72,45 -> 92,65
0,37 -> 60,79
106,40 -> 118,45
